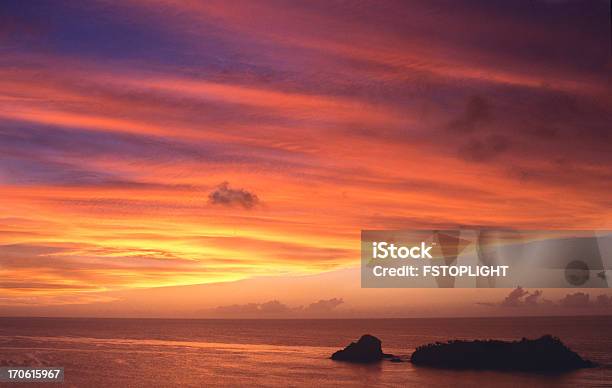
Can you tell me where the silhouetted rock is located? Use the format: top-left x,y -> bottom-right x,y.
331,334 -> 396,363
411,335 -> 595,371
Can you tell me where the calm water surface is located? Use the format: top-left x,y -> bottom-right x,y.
0,316 -> 610,387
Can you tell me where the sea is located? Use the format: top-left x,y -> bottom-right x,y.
0,316 -> 610,387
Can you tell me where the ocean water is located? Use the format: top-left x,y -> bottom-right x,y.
0,316 -> 610,387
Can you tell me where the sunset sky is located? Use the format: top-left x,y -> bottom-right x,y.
1,0 -> 611,317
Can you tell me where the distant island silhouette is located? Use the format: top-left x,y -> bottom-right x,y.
332,334 -> 594,372
331,334 -> 401,363
411,335 -> 594,371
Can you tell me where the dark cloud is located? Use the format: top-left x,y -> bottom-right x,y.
482,288 -> 612,311
259,300 -> 291,314
208,182 -> 260,209
500,286 -> 530,307
524,290 -> 543,306
559,292 -> 590,308
212,300 -> 290,316
303,298 -> 344,314
208,297 -> 344,318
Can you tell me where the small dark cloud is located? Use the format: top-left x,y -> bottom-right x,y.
208,297 -> 344,318
303,297 -> 344,314
524,290 -> 543,306
213,300 -> 289,315
482,288 -> 612,311
208,182 -> 259,209
500,286 -> 529,307
259,300 -> 291,314
555,291 -> 612,309
559,292 -> 590,308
